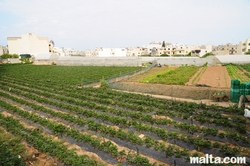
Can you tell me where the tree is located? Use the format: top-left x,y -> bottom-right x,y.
162,41 -> 166,47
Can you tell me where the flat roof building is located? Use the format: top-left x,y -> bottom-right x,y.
7,33 -> 54,55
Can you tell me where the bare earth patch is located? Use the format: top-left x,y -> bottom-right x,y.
196,66 -> 231,88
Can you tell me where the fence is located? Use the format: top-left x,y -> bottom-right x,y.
108,82 -> 227,100
107,60 -> 157,84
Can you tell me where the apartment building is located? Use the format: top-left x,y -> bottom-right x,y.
7,33 -> 54,55
96,47 -> 127,57
83,50 -> 97,57
126,47 -> 148,56
237,38 -> 250,54
212,43 -> 237,55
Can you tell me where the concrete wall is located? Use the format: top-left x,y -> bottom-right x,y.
0,58 -> 20,64
31,55 -> 250,66
142,56 -> 218,66
56,56 -> 142,66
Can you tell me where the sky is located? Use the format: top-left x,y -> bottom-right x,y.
0,0 -> 250,50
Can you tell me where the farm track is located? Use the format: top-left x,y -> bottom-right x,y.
1,76 -> 250,165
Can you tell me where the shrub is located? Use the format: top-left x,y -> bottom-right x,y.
160,54 -> 170,57
201,52 -> 214,58
100,78 -> 109,90
1,53 -> 19,59
245,51 -> 250,55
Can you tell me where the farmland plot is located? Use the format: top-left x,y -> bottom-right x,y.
195,66 -> 231,88
226,64 -> 250,82
140,66 -> 199,85
0,64 -> 250,166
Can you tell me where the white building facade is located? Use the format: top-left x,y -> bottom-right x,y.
7,33 -> 53,55
96,47 -> 127,57
237,38 -> 250,54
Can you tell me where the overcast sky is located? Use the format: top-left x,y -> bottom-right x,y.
0,0 -> 249,50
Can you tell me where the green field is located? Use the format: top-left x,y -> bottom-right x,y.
139,65 -> 199,85
0,64 -> 142,85
0,64 -> 249,166
226,64 -> 250,83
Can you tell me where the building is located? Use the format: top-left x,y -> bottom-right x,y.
7,33 -> 54,55
191,45 -> 212,57
0,45 -> 8,55
126,47 -> 148,56
237,38 -> 250,54
83,50 -> 97,57
212,43 -> 237,55
142,42 -> 193,56
96,47 -> 126,57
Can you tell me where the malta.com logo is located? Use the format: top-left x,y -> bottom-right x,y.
190,154 -> 246,164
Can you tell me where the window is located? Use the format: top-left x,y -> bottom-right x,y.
248,43 -> 250,46
179,51 -> 181,53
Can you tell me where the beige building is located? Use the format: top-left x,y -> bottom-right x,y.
0,46 -> 8,55
237,38 -> 250,54
7,33 -> 54,55
191,45 -> 212,57
212,43 -> 237,55
126,47 -> 148,56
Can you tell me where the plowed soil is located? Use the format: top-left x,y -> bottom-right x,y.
195,66 -> 231,88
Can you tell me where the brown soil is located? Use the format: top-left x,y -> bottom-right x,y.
187,66 -> 206,85
196,66 -> 231,88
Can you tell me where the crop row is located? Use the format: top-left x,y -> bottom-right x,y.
2,75 -> 244,117
226,64 -> 250,82
0,84 -> 247,157
0,64 -> 142,86
1,78 -> 247,137
0,111 -> 102,166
